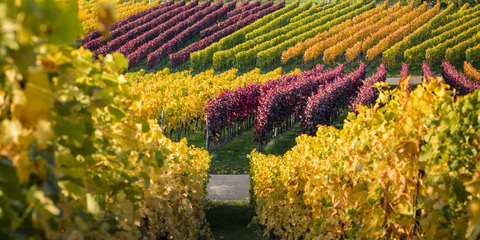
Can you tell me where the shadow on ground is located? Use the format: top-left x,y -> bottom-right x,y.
205,200 -> 270,240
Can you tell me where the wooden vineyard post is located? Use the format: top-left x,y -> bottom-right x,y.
176,127 -> 181,142
205,114 -> 210,152
161,110 -> 164,127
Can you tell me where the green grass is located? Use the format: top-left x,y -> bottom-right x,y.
165,127 -> 257,174
170,127 -> 256,174
205,200 -> 270,240
263,124 -> 301,156
332,110 -> 350,130
209,130 -> 258,174
180,113 -> 350,174
208,123 -> 305,173
184,130 -> 207,149
386,61 -> 444,77
177,122 -> 303,174
177,106 -> 356,174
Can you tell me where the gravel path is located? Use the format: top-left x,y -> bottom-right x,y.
385,77 -> 423,85
207,174 -> 250,201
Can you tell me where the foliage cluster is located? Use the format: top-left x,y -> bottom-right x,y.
0,1 -> 212,239
250,75 -> 480,239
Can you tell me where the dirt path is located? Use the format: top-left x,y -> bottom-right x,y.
385,77 -> 423,84
207,174 -> 250,201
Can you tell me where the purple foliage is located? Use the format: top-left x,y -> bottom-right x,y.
83,31 -> 102,44
400,62 -> 409,78
109,0 -> 179,40
421,61 -> 436,79
441,61 -> 480,96
106,0 -> 187,52
127,0 -> 212,67
240,0 -> 261,10
301,62 -> 366,136
398,62 -> 412,92
200,0 -> 263,39
92,45 -> 107,59
227,0 -> 260,18
82,1 -> 173,46
112,1 -> 172,29
204,90 -> 236,140
204,63 -> 330,145
259,75 -> 296,95
148,0 -> 237,68
117,0 -> 201,57
83,37 -> 105,52
225,0 -> 251,18
254,64 -> 347,144
349,63 -> 387,114
204,83 -> 261,140
170,0 -> 278,67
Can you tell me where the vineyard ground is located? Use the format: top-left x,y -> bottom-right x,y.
204,200 -> 270,240
207,174 -> 250,201
185,124 -> 302,174
177,106 -> 349,173
174,79 -> 422,174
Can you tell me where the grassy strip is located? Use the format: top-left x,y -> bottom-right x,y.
386,61 -> 443,77
210,123 -> 303,173
263,124 -> 301,156
182,115 -> 349,174
178,122 -> 302,173
178,106 -> 367,174
209,130 -> 258,174
204,200 -> 269,240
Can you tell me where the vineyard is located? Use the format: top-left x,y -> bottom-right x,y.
127,65 -> 294,139
80,0 -> 285,70
1,1 -> 211,239
2,0 -> 480,239
250,70 -> 480,239
79,0 -> 160,34
78,0 -> 480,75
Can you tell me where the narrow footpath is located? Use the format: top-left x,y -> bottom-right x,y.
386,76 -> 423,84
207,174 -> 250,201
206,175 -> 267,239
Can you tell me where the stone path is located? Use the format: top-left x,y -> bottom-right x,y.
386,77 -> 423,85
207,174 -> 250,201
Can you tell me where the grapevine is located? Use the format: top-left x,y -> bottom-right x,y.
464,61 -> 480,82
